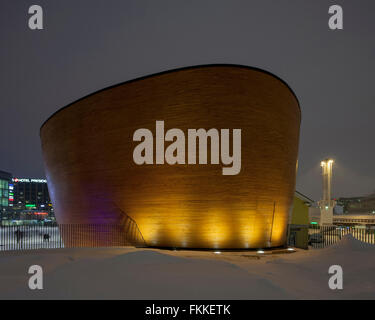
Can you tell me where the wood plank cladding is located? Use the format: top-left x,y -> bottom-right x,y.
40,65 -> 301,249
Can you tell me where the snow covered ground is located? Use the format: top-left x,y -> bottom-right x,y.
0,234 -> 374,299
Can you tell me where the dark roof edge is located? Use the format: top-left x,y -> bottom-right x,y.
295,190 -> 315,203
0,170 -> 12,179
40,64 -> 301,134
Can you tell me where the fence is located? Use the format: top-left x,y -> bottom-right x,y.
4,223 -> 374,252
0,222 -> 146,251
308,225 -> 375,248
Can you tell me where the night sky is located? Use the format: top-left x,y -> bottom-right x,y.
0,0 -> 374,201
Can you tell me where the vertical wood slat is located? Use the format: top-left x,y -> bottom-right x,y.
40,66 -> 300,249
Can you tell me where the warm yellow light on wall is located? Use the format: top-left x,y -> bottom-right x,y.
40,65 -> 300,249
198,210 -> 231,249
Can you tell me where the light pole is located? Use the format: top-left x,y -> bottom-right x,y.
318,159 -> 336,225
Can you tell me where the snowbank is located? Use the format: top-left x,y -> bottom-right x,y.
0,235 -> 374,299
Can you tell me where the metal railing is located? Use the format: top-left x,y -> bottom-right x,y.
308,225 -> 375,248
0,222 -> 146,251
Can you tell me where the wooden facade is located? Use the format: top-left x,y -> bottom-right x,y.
40,65 -> 301,249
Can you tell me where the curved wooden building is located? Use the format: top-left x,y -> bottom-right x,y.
40,65 -> 301,249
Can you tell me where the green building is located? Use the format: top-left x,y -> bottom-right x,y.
0,170 -> 12,221
288,191 -> 314,249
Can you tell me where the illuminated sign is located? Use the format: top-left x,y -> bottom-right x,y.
12,178 -> 47,183
25,204 -> 36,208
310,222 -> 318,225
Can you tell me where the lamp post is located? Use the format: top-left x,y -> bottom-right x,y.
318,159 -> 336,225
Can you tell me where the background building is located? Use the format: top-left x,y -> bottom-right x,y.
6,177 -> 54,225
290,191 -> 313,226
337,194 -> 375,214
0,173 -> 55,225
288,191 -> 314,249
11,178 -> 51,211
0,170 -> 12,221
